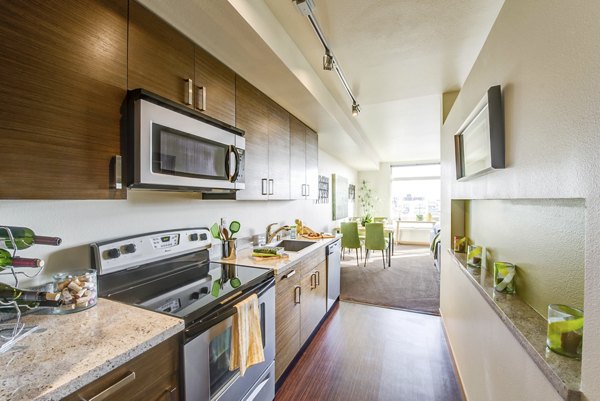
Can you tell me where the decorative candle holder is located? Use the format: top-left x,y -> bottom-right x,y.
547,304 -> 583,359
493,262 -> 516,293
453,236 -> 466,253
467,245 -> 482,268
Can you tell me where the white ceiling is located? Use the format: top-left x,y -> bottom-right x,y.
139,0 -> 504,170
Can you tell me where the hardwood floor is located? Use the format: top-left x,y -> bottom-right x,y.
276,301 -> 462,401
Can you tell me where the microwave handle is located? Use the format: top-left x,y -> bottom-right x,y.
225,145 -> 240,183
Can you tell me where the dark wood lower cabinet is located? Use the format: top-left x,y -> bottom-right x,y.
62,335 -> 180,401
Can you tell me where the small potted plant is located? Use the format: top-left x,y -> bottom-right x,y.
361,213 -> 373,227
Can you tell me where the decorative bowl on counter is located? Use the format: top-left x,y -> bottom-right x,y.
52,270 -> 97,314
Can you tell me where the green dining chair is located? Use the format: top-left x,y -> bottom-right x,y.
364,223 -> 389,268
341,222 -> 362,266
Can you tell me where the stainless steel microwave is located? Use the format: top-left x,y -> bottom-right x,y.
127,90 -> 245,192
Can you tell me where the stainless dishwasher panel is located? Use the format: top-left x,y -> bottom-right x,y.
326,239 -> 341,311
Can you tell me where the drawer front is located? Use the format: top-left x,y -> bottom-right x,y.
62,334 -> 180,401
296,247 -> 326,277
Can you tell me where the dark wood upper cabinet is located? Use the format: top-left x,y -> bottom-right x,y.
267,99 -> 291,200
235,76 -> 270,200
128,0 -> 195,107
290,116 -> 319,200
194,46 -> 236,126
0,0 -> 127,199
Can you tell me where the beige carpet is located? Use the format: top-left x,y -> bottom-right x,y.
340,245 -> 440,315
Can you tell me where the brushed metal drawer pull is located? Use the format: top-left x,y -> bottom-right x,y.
261,179 -> 268,195
184,78 -> 193,105
283,269 -> 296,279
87,371 -> 136,401
268,179 -> 274,195
196,86 -> 206,111
315,270 -> 320,286
310,273 -> 316,289
294,285 -> 301,304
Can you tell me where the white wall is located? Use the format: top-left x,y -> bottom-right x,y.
440,1 -> 600,400
357,163 -> 391,217
0,149 -> 356,284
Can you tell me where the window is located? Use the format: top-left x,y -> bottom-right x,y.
390,164 -> 440,222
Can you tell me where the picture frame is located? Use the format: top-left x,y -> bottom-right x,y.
454,85 -> 505,180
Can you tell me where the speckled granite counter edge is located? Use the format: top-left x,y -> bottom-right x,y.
447,250 -> 581,401
42,322 -> 184,400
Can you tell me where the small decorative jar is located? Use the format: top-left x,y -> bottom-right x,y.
52,270 -> 97,314
453,236 -> 466,253
467,245 -> 483,268
547,304 -> 583,359
493,262 -> 516,293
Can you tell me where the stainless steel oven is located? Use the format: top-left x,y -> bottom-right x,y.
128,89 -> 245,192
184,279 -> 275,401
93,228 -> 275,401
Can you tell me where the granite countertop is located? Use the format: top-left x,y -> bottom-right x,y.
220,236 -> 340,275
0,298 -> 184,401
448,250 -> 581,401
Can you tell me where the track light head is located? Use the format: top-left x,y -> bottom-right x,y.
293,0 -> 315,16
322,51 -> 333,70
352,102 -> 360,117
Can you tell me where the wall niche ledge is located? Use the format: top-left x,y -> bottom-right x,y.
448,250 -> 581,401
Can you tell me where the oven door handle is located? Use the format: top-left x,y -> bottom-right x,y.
184,277 -> 275,339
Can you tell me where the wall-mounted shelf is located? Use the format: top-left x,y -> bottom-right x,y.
447,250 -> 581,401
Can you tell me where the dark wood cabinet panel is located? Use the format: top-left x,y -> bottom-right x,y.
289,116 -> 306,200
62,335 -> 180,401
194,46 -> 236,126
0,0 -> 127,199
305,128 -> 319,200
267,100 -> 291,200
275,269 -> 302,380
300,260 -> 327,345
128,0 -> 195,107
235,76 -> 269,200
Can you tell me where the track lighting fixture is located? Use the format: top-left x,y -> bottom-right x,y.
293,0 -> 361,117
322,51 -> 333,71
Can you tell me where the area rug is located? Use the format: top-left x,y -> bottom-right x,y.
340,245 -> 440,315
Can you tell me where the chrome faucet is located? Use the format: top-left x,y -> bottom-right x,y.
266,223 -> 290,244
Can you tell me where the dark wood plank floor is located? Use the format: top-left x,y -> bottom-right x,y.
276,301 -> 462,401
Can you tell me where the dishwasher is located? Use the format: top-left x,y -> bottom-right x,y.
326,239 -> 341,311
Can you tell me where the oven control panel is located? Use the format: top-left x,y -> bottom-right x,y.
91,228 -> 212,275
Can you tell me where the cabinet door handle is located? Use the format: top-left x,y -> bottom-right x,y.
310,273 -> 316,289
315,270 -> 320,286
306,184 -> 310,197
294,285 -> 301,304
196,86 -> 206,111
268,179 -> 274,195
184,78 -> 193,105
283,269 -> 296,279
87,371 -> 136,401
112,155 -> 122,190
163,387 -> 177,401
261,179 -> 268,195
301,184 -> 306,196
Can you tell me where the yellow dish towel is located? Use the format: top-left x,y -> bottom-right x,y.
229,293 -> 265,376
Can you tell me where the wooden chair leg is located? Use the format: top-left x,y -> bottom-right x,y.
382,250 -> 386,269
355,248 -> 359,267
364,249 -> 369,267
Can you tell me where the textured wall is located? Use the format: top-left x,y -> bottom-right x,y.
465,199 -> 585,317
0,149 -> 356,284
440,1 -> 600,400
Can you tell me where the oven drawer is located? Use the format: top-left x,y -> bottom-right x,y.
241,361 -> 275,401
62,334 -> 180,401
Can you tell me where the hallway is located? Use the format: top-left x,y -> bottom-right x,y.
275,302 -> 462,401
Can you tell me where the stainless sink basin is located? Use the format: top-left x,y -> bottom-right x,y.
274,240 -> 316,252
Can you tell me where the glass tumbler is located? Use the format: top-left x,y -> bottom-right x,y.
547,304 -> 583,359
494,262 -> 516,294
453,236 -> 466,253
467,245 -> 482,268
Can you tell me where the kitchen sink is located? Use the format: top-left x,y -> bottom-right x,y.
274,240 -> 316,252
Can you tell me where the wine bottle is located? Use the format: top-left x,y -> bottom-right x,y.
0,283 -> 61,308
0,226 -> 61,250
0,249 -> 44,268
